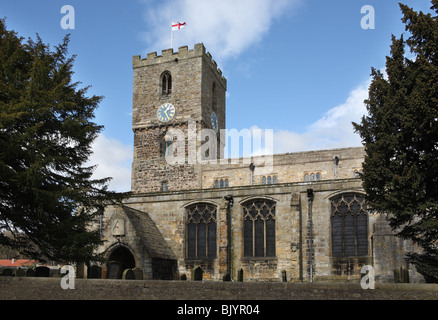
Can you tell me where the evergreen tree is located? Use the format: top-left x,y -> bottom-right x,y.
0,19 -> 122,264
354,1 -> 438,282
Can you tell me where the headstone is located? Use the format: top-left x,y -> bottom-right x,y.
281,270 -> 287,282
35,266 -> 50,277
132,268 -> 143,280
238,268 -> 244,282
50,268 -> 61,277
2,268 -> 14,277
122,268 -> 136,280
106,261 -> 122,279
15,268 -> 26,277
88,265 -> 102,279
26,268 -> 35,277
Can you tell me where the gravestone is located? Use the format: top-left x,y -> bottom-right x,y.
50,268 -> 61,277
106,261 -> 122,279
238,268 -> 244,282
122,268 -> 135,280
88,265 -> 102,279
26,268 -> 35,277
282,270 -> 287,282
35,266 -> 50,277
132,268 -> 143,280
15,268 -> 26,277
2,268 -> 14,276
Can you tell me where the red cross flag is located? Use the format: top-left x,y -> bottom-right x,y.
172,21 -> 187,31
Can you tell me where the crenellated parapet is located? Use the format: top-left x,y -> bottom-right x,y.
133,43 -> 226,89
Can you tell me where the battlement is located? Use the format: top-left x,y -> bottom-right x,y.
133,43 -> 226,88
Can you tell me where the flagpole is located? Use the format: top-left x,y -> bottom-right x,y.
170,29 -> 173,49
170,24 -> 173,49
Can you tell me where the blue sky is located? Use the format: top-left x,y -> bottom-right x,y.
0,0 -> 434,191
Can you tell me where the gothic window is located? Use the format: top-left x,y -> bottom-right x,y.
186,203 -> 217,260
262,175 -> 277,185
161,133 -> 172,157
161,71 -> 172,95
214,178 -> 229,188
243,199 -> 276,258
304,172 -> 321,181
330,194 -> 368,257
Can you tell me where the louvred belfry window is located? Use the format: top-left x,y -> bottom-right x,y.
161,71 -> 172,95
186,203 -> 217,260
330,194 -> 368,257
243,199 -> 276,258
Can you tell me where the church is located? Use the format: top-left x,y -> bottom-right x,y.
93,43 -> 422,283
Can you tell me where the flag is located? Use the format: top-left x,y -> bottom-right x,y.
172,21 -> 187,31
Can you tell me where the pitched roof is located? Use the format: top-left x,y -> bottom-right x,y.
122,206 -> 177,261
0,259 -> 38,267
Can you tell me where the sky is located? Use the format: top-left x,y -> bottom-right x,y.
0,0 -> 435,192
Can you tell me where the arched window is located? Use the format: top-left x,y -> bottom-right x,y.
262,175 -> 276,185
214,180 -> 219,188
186,203 -> 217,260
243,199 -> 276,258
304,173 -> 310,182
161,132 -> 172,157
330,194 -> 368,257
161,71 -> 172,95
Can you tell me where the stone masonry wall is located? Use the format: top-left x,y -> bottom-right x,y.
1,277 -> 437,300
121,179 -> 383,282
201,147 -> 366,189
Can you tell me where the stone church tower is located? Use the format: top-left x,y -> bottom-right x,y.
131,43 -> 227,193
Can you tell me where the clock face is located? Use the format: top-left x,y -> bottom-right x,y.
157,103 -> 175,122
211,112 -> 218,132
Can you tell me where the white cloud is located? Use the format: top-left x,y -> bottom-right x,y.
87,134 -> 133,192
140,0 -> 299,62
272,79 -> 370,153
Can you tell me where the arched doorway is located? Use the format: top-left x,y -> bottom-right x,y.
107,245 -> 136,279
